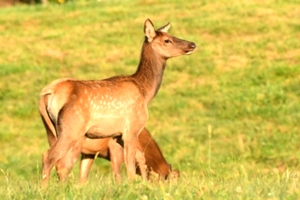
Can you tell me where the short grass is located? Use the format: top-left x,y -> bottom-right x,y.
0,0 -> 299,199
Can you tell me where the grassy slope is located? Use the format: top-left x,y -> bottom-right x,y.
0,0 -> 299,199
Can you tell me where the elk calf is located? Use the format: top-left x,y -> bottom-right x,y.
39,19 -> 195,186
40,89 -> 178,182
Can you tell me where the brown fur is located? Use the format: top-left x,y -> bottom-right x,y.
79,129 -> 179,182
39,19 -> 195,186
50,128 -> 179,183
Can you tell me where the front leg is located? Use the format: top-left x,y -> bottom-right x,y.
108,138 -> 124,182
79,154 -> 95,183
123,110 -> 148,180
123,136 -> 138,180
136,148 -> 147,180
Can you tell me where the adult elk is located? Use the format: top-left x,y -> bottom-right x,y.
39,93 -> 178,181
39,18 -> 196,186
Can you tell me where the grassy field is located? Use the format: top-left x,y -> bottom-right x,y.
0,0 -> 300,199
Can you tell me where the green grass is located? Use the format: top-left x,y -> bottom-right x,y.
0,0 -> 300,199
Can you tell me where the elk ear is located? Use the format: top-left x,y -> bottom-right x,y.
157,22 -> 170,33
144,19 -> 156,42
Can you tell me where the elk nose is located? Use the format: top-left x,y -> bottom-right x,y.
190,42 -> 196,49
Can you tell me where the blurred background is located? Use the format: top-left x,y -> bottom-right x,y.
0,0 -> 299,198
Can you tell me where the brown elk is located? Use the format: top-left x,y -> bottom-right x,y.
39,92 -> 178,182
80,128 -> 179,182
39,18 -> 196,186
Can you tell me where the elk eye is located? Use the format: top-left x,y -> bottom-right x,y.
164,39 -> 171,44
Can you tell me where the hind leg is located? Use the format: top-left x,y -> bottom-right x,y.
55,138 -> 84,182
42,130 -> 86,186
42,106 -> 88,186
42,139 -> 73,186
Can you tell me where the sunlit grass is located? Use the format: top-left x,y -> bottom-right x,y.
0,0 -> 299,199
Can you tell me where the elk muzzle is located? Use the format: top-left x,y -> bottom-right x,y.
185,42 -> 196,55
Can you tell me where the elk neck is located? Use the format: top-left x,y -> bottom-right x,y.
133,41 -> 167,103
